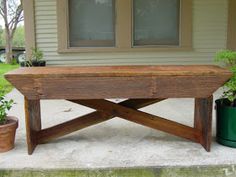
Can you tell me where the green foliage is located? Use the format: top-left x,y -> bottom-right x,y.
10,58 -> 18,65
31,47 -> 43,61
0,63 -> 19,95
0,26 -> 25,47
0,95 -> 14,125
22,47 -> 44,67
215,50 -> 236,66
215,50 -> 236,104
0,26 -> 4,47
12,26 -> 25,47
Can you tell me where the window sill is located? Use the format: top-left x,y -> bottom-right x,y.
57,46 -> 193,53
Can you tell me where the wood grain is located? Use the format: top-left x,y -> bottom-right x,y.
4,65 -> 232,77
6,76 -> 230,99
4,65 -> 232,100
4,65 -> 232,154
37,99 -> 164,144
24,98 -> 41,155
194,96 -> 213,152
73,99 -> 201,142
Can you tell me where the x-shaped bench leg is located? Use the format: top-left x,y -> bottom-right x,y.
35,99 -> 164,145
71,99 -> 201,144
71,97 -> 213,152
25,97 -> 212,155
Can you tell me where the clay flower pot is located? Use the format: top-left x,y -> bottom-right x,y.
0,116 -> 18,152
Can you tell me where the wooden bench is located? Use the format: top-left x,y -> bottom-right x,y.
5,65 -> 232,155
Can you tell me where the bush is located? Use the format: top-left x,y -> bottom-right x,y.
0,94 -> 14,125
215,50 -> 236,106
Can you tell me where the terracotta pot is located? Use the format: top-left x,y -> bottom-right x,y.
0,116 -> 18,153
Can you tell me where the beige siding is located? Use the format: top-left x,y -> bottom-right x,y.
34,0 -> 228,66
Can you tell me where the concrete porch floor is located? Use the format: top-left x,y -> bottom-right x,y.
1,89 -> 236,176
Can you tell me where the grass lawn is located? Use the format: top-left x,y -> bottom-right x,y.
0,63 -> 19,95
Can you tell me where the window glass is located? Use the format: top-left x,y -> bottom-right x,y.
69,0 -> 115,47
133,0 -> 180,46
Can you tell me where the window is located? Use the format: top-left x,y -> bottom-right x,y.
57,0 -> 192,52
69,0 -> 115,47
133,0 -> 180,46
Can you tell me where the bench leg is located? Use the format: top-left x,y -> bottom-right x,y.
24,97 -> 41,155
194,96 -> 213,152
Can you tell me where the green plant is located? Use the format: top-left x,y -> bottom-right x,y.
23,60 -> 33,67
0,63 -> 19,95
215,50 -> 236,106
10,58 -> 18,65
0,95 -> 14,125
21,48 -> 44,67
31,47 -> 43,62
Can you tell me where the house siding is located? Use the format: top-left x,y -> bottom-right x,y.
34,0 -> 228,66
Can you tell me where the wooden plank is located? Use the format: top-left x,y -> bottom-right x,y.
25,77 -> 153,99
5,75 -> 231,100
4,66 -> 232,100
194,96 -> 213,152
74,99 -> 201,143
5,65 -> 232,78
119,98 -> 166,109
24,98 -> 41,155
37,111 -> 112,144
154,76 -> 227,98
37,99 -> 164,144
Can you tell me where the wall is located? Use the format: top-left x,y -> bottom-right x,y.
34,0 -> 228,66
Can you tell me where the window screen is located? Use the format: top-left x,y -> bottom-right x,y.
133,0 -> 180,46
69,0 -> 115,47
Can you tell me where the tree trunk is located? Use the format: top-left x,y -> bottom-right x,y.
5,29 -> 13,64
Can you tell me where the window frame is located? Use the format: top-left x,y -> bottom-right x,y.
57,0 -> 193,53
227,0 -> 236,50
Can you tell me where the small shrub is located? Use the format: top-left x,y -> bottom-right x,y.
0,94 -> 14,125
31,48 -> 43,62
11,58 -> 18,65
215,50 -> 236,106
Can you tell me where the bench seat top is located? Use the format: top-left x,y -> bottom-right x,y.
5,65 -> 232,78
4,65 -> 232,99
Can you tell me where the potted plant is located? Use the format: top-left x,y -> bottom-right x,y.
215,50 -> 236,148
0,94 -> 18,152
20,48 -> 46,67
